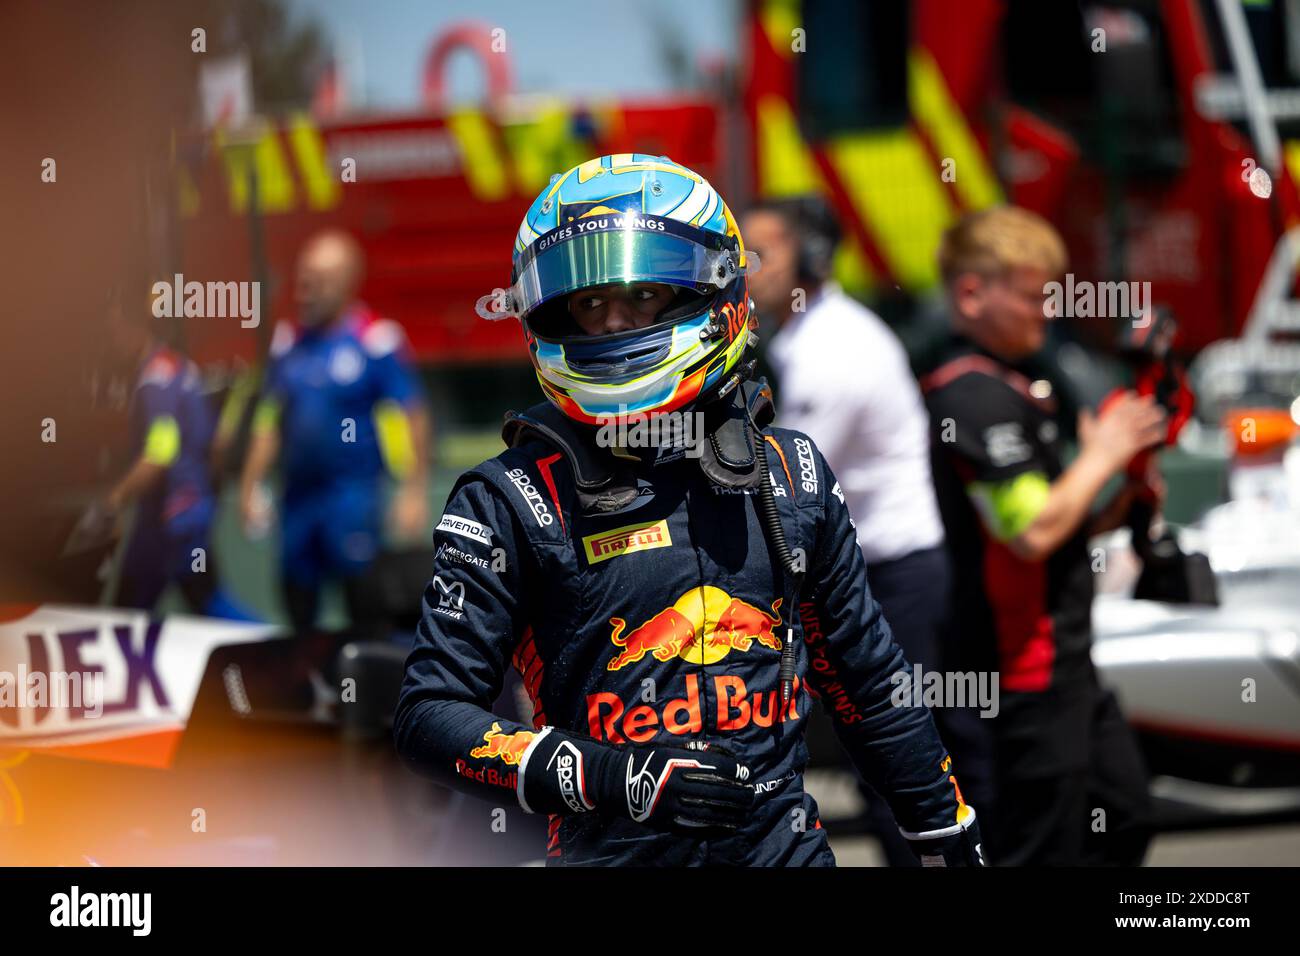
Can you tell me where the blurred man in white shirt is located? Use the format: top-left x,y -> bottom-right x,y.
743,197 -> 954,866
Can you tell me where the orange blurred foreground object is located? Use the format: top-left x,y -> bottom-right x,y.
1223,408 -> 1299,457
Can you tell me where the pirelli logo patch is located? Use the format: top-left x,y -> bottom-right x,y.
582,519 -> 671,565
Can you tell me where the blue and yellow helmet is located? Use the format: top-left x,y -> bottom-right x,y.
477,154 -> 760,425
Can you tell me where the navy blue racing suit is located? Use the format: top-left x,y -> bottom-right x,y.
394,424 -> 970,865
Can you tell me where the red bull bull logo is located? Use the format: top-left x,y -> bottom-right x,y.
468,722 -> 535,765
607,586 -> 783,670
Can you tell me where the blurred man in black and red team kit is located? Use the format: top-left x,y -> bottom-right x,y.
394,155 -> 983,866
923,207 -> 1164,865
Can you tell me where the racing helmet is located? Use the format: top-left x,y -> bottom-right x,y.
476,154 -> 760,425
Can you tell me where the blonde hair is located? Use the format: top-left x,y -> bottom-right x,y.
938,206 -> 1067,284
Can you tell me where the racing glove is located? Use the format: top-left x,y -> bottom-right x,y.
516,727 -> 754,836
902,809 -> 985,867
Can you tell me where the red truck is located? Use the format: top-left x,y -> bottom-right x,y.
178,1 -> 1300,371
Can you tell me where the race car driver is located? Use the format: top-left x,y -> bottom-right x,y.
394,155 -> 982,866
923,207 -> 1161,865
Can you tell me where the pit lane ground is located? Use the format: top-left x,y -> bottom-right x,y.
807,770 -> 1300,865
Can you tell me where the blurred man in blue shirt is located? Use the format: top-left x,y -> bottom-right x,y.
239,230 -> 432,635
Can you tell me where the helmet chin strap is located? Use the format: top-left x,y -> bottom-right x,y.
501,359 -> 773,516
693,360 -> 769,490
